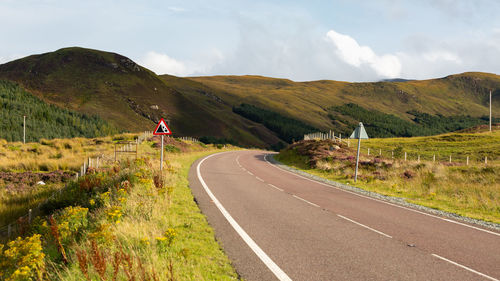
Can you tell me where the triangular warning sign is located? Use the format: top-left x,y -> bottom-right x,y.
153,118 -> 172,135
349,122 -> 369,139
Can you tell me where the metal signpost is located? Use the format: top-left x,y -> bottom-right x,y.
349,122 -> 369,182
153,118 -> 172,171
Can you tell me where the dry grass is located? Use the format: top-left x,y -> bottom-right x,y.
0,134 -> 142,172
55,146 -> 240,280
277,137 -> 500,224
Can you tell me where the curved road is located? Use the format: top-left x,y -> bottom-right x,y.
188,150 -> 500,281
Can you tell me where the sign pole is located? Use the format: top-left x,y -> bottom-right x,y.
349,122 -> 368,183
490,89 -> 492,132
160,135 -> 164,171
23,115 -> 26,144
354,135 -> 361,182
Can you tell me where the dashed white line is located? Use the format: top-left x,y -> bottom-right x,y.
268,184 -> 284,192
337,214 -> 392,238
263,154 -> 500,237
431,254 -> 498,281
292,195 -> 320,208
256,176 -> 264,182
197,153 -> 292,281
247,171 -> 254,176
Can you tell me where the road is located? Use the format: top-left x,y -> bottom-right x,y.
188,150 -> 500,281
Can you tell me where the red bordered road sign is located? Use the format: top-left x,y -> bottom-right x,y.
153,118 -> 172,135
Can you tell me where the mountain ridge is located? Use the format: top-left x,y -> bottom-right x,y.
0,47 -> 498,147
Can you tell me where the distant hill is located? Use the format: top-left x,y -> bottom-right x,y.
0,47 -> 281,147
187,73 -> 499,136
1,47 -> 498,147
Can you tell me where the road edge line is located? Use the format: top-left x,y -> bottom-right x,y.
264,154 -> 500,237
197,153 -> 293,281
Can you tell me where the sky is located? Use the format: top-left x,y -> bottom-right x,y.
1,0 -> 499,82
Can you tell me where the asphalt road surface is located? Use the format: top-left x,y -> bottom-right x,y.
188,150 -> 500,281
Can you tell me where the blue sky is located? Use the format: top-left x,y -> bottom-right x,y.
1,0 -> 499,81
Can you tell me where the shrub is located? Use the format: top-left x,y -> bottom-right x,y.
0,234 -> 45,281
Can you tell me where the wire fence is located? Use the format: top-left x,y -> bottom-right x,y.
0,131 -> 153,240
304,130 -> 497,166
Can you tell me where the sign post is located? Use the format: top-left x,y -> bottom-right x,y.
349,122 -> 369,182
153,118 -> 172,171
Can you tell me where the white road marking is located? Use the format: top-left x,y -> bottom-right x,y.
431,254 -> 499,281
337,214 -> 392,238
292,195 -> 320,208
247,171 -> 254,176
197,153 -> 293,281
263,154 -> 500,237
268,184 -> 284,192
256,176 -> 264,182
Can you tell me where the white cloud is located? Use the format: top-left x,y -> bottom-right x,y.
422,51 -> 462,64
325,30 -> 402,78
139,52 -> 192,76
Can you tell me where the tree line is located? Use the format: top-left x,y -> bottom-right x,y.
328,103 -> 499,138
233,103 -> 318,143
0,80 -> 118,142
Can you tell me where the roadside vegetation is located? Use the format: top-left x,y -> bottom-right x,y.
0,80 -> 118,142
0,135 -> 240,280
276,128 -> 500,224
0,133 -> 138,226
328,103 -> 499,138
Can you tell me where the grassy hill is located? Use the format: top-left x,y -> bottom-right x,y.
188,73 -> 500,135
1,47 -> 498,147
0,80 -> 118,142
0,47 -> 280,147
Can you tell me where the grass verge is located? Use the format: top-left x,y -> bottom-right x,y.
0,138 -> 240,280
276,138 -> 500,224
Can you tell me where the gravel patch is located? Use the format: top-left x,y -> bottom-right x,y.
268,154 -> 500,233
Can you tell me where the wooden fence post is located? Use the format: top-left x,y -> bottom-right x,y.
404,152 -> 407,161
433,154 -> 436,162
466,156 -> 469,166
367,148 -> 370,156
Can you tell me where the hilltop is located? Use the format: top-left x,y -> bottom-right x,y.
1,47 -> 498,146
0,47 -> 280,147
187,73 -> 499,137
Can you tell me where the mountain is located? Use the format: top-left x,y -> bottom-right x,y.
186,73 -> 499,136
0,47 -> 498,146
0,47 -> 281,147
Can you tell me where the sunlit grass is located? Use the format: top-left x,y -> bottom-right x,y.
56,148 -> 240,280
277,131 -> 500,224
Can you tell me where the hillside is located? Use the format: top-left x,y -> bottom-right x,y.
1,47 -> 498,147
0,80 -> 118,142
0,47 -> 280,147
187,73 -> 500,135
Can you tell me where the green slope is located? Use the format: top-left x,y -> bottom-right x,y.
1,47 -> 498,147
0,47 -> 280,147
187,74 -> 500,134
